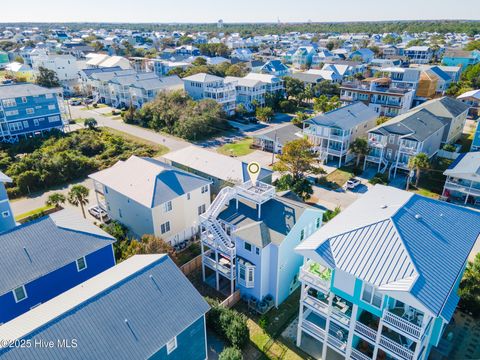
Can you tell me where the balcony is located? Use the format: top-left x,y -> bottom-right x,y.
444,181 -> 480,197
299,261 -> 332,293
331,296 -> 352,327
355,321 -> 378,342
236,180 -> 275,205
351,348 -> 372,360
383,307 -> 427,340
379,334 -> 414,360
304,288 -> 329,316
202,251 -> 235,278
301,312 -> 327,342
399,144 -> 419,155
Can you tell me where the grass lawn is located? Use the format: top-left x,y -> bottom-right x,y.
105,128 -> 169,156
15,205 -> 55,222
324,167 -> 354,188
217,137 -> 254,157
458,130 -> 475,152
412,157 -> 453,197
235,289 -> 312,359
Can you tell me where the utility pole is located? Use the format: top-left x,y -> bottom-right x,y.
271,131 -> 277,166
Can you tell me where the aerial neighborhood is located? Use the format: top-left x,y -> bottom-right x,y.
0,13 -> 480,360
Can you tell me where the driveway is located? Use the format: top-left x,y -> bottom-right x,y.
69,105 -> 189,152
310,185 -> 363,211
10,178 -> 100,223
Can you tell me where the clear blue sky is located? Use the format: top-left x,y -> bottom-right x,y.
2,0 -> 480,23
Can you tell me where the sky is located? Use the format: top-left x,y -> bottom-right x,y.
2,0 -> 480,23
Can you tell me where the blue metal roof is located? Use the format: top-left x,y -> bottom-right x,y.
0,255 -> 210,360
392,195 -> 480,319
0,215 -> 114,295
241,162 -> 273,183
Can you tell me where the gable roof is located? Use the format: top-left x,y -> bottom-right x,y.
370,108 -> 445,141
443,152 -> 480,182
0,83 -> 57,99
89,156 -> 210,208
0,209 -> 114,295
183,72 -> 223,83
0,255 -> 210,359
306,102 -> 377,130
254,124 -> 302,146
416,96 -> 470,119
296,185 -> 480,320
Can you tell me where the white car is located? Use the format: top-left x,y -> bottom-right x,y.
69,98 -> 82,106
88,205 -> 110,221
345,177 -> 361,190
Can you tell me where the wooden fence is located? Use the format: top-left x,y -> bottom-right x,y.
180,254 -> 202,276
220,290 -> 241,308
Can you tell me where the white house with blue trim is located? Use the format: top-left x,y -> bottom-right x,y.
295,185 -> 480,360
200,178 -> 324,309
0,254 -> 210,360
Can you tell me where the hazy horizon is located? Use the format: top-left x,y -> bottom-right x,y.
2,0 -> 480,24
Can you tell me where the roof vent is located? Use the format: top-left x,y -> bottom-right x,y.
415,214 -> 422,220
381,204 -> 388,209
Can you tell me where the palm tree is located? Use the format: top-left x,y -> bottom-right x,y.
349,138 -> 369,167
45,192 -> 66,209
407,153 -> 430,189
67,185 -> 90,218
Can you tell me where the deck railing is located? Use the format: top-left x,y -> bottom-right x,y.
301,319 -> 326,341
354,321 -> 378,342
379,335 -> 414,360
303,294 -> 328,315
351,348 -> 372,360
383,310 -> 422,339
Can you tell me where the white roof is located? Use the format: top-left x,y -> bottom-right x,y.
243,72 -> 278,84
49,208 -> 114,239
457,89 -> 480,101
443,152 -> 480,182
0,255 -> 164,345
163,146 -> 245,183
89,156 -> 165,207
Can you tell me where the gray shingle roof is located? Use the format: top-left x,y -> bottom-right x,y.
218,193 -> 309,248
417,96 -> 470,119
0,255 -> 210,360
0,212 -> 114,295
254,124 -> 301,146
307,102 -> 377,130
0,84 -> 59,99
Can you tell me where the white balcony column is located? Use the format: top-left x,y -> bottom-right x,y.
345,304 -> 359,359
215,248 -> 220,291
201,241 -> 206,282
296,284 -> 306,347
372,318 -> 384,360
338,140 -> 344,168
322,293 -> 335,360
466,180 -> 474,204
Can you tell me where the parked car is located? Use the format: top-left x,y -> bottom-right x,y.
88,205 -> 110,221
69,98 -> 82,106
344,177 -> 361,190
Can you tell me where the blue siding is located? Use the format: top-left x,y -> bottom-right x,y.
0,182 -> 15,233
149,316 -> 207,360
0,245 -> 115,323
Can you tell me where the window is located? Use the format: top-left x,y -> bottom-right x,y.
21,97 -> 27,103
244,242 -> 252,252
76,257 -> 87,271
255,247 -> 260,255
164,201 -> 172,212
389,135 -> 395,144
166,337 -> 177,354
13,286 -> 27,303
238,262 -> 255,288
8,122 -> 23,131
5,110 -> 19,117
316,218 -> 321,229
187,192 -> 191,200
34,119 -> 40,126
2,98 -> 16,107
48,115 -> 60,123
26,108 -> 34,115
300,229 -> 305,241
2,211 -> 10,218
198,204 -> 206,215
48,104 -> 56,110
161,221 -> 171,234
201,185 -> 209,194
23,121 -> 29,128
118,209 -> 122,218
362,283 -> 383,308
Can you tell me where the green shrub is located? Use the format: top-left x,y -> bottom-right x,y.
219,347 -> 243,360
442,143 -> 457,152
206,300 -> 249,349
323,207 -> 341,222
369,173 -> 389,185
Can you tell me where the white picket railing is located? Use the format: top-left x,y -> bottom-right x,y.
301,319 -> 326,341
303,294 -> 328,315
327,335 -> 347,353
383,311 -> 421,339
354,321 -> 378,342
351,348 -> 372,360
379,335 -> 414,360
299,266 -> 330,293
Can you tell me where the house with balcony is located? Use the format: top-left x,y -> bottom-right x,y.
415,96 -> 470,144
365,108 -> 445,177
31,54 -> 79,94
442,49 -> 480,68
0,83 -> 68,143
303,102 -> 378,166
0,254 -> 210,360
340,78 -> 415,117
128,75 -> 183,108
404,46 -> 434,64
89,156 -> 211,244
295,185 -> 480,360
0,171 -> 116,324
457,89 -> 480,120
183,72 -> 236,115
371,67 -> 420,93
243,72 -> 285,95
292,46 -> 317,69
252,123 -> 302,154
260,60 -> 290,77
225,76 -> 267,112
442,152 -> 480,208
322,60 -> 366,80
349,48 -> 375,63
200,179 -> 323,308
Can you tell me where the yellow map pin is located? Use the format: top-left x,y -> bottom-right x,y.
247,162 -> 261,184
